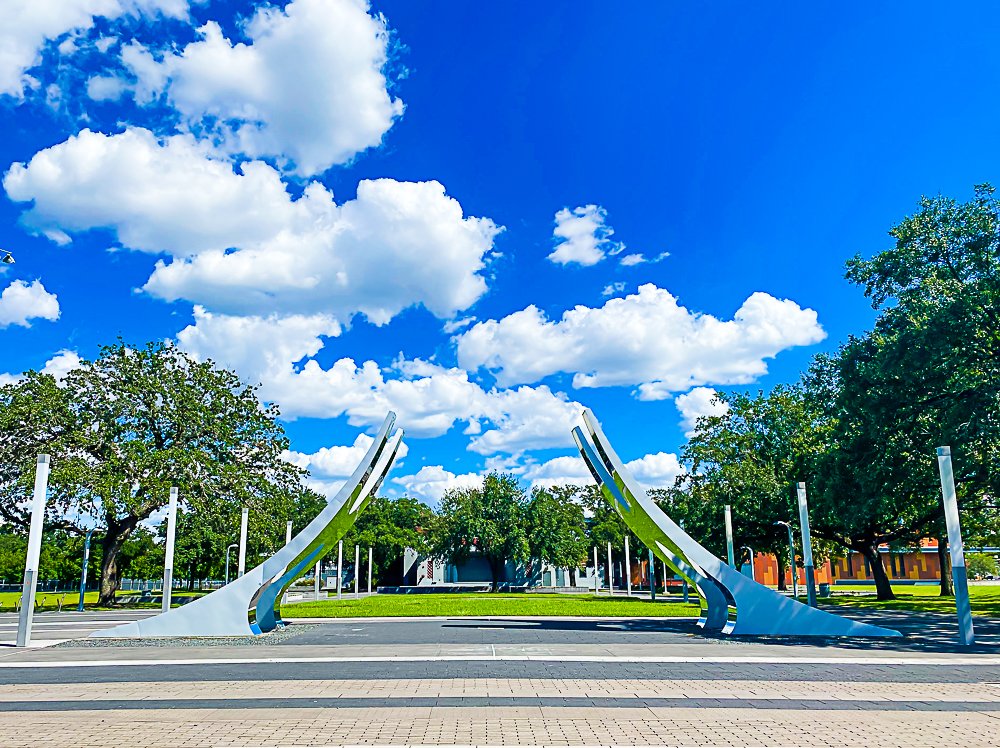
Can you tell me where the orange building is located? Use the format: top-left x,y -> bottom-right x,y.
631,539 -> 961,589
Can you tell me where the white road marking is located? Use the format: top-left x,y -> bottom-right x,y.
2,654 -> 999,669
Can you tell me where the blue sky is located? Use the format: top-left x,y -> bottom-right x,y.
2,1 -> 1000,504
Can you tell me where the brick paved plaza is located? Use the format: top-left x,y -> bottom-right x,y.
2,610 -> 999,747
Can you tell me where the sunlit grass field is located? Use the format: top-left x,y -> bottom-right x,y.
283,592 -> 701,618
824,583 -> 1000,618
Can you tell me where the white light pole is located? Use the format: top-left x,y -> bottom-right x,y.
367,547 -> 373,595
237,507 -> 249,578
337,540 -> 343,600
314,560 -> 321,601
162,487 -> 178,612
592,546 -> 599,594
796,482 -> 817,607
624,536 -> 632,596
285,521 -> 293,546
354,544 -> 360,598
775,521 -> 797,600
606,541 -> 613,594
936,446 -> 975,646
77,527 -> 101,612
17,455 -> 50,647
724,505 -> 736,567
224,543 -> 238,585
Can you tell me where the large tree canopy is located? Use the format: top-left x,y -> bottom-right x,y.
431,472 -> 529,590
0,341 -> 317,604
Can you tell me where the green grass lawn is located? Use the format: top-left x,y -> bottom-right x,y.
283,592 -> 701,618
0,589 -> 209,613
824,583 -> 1000,618
0,590 -> 95,612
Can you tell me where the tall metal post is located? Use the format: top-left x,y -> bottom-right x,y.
285,521 -> 292,545
314,560 -> 321,601
592,546 -> 599,594
724,505 -> 736,567
368,546 -> 373,594
337,540 -> 343,600
354,545 -> 360,598
777,521 -> 797,600
162,487 -> 178,612
937,446 -> 975,645
237,507 -> 249,578
17,455 -> 50,648
662,559 -> 668,594
624,536 -> 632,596
224,543 -> 237,585
796,482 -> 817,607
606,541 -> 613,594
77,528 -> 98,611
648,548 -> 656,601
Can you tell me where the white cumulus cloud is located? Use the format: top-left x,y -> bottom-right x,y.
0,279 -> 60,328
456,283 -> 825,395
547,204 -> 622,266
674,386 -> 729,436
285,432 -> 409,498
392,465 -> 483,504
123,0 -> 403,175
176,308 -> 582,455
521,451 -> 681,492
0,0 -> 188,97
5,128 -> 500,325
0,349 -> 81,386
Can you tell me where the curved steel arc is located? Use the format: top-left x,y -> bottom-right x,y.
575,408 -> 900,638
573,428 -> 729,631
91,413 -> 403,638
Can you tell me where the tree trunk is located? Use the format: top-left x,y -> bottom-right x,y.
859,543 -> 895,600
487,555 -> 503,592
97,517 -> 138,606
776,555 -> 787,591
938,538 -> 954,596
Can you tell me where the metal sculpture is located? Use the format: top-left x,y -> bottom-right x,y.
573,408 -> 900,637
91,413 -> 404,638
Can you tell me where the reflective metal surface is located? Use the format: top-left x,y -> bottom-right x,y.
573,408 -> 900,638
90,413 -> 404,638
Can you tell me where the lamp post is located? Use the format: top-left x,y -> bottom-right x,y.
740,546 -> 754,582
77,527 -> 103,612
775,521 -> 797,600
724,505 -> 736,567
224,543 -> 238,585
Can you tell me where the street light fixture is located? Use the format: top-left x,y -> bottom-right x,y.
1,251 -> 14,264
224,543 -> 238,585
774,521 -> 797,600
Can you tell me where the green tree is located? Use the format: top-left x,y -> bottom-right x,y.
966,553 -> 999,579
679,387 -> 824,590
0,341 -> 311,604
525,486 -> 588,584
431,472 -> 528,590
342,496 -> 435,586
812,184 -> 1000,598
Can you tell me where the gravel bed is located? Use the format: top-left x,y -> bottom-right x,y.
52,623 -> 318,648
